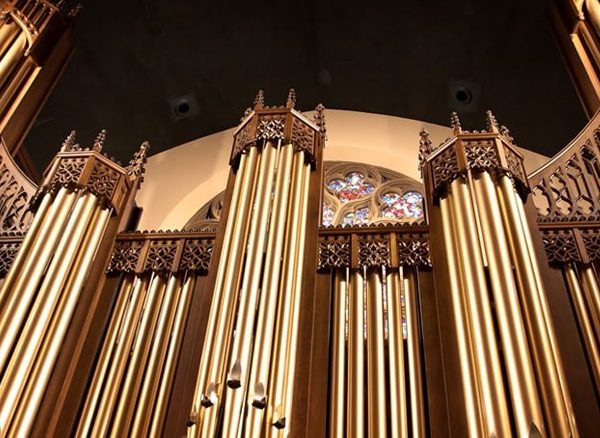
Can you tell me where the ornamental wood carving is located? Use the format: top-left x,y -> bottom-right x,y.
359,234 -> 391,268
108,231 -> 215,274
230,91 -> 325,167
541,230 -> 582,264
422,111 -> 529,201
0,139 -> 37,233
530,112 -> 600,223
317,236 -> 350,270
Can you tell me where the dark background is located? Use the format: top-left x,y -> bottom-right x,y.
24,0 -> 586,170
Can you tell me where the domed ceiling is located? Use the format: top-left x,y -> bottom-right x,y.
24,0 -> 586,172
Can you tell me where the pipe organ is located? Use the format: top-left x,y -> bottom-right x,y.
0,79 -> 598,437
0,1 -> 78,179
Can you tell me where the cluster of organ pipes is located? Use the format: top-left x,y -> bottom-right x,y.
328,266 -> 426,437
76,272 -> 196,437
187,139 -> 312,437
0,186 -> 112,436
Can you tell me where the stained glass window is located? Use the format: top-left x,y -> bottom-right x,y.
380,191 -> 424,220
327,172 -> 375,203
322,202 -> 335,227
342,207 -> 370,226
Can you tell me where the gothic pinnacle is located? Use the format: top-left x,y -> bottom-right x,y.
92,129 -> 107,152
253,90 -> 265,109
418,129 -> 432,173
286,88 -> 296,108
486,110 -> 499,133
127,141 -> 150,181
61,130 -> 78,152
450,111 -> 462,134
314,103 -> 327,140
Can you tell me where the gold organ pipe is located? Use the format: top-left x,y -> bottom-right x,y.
472,172 -> 544,436
347,270 -> 365,438
130,274 -> 182,438
9,205 -> 111,436
148,274 -> 195,438
0,58 -> 34,116
0,192 -> 52,311
245,143 -> 294,438
0,188 -> 75,372
75,276 -> 135,438
329,269 -> 347,438
366,269 -> 388,438
193,146 -> 259,438
386,269 -> 408,438
220,142 -> 277,438
267,155 -> 309,436
0,193 -> 95,431
0,31 -> 26,90
110,274 -> 166,437
497,175 -> 577,436
581,266 -> 600,339
403,268 -> 426,437
439,196 -> 484,437
564,266 -> 600,390
188,147 -> 258,436
448,179 -> 511,437
0,22 -> 19,57
91,276 -> 149,438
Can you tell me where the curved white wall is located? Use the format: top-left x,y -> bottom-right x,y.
135,109 -> 548,230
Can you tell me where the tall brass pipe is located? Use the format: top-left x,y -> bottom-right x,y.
91,276 -> 150,438
9,205 -> 111,436
0,188 -> 76,372
266,156 -> 309,437
386,269 -> 408,438
347,270 -> 365,438
564,266 -> 600,390
245,143 -> 294,438
194,147 -> 259,438
497,175 -> 577,436
439,196 -> 485,438
0,22 -> 19,57
110,275 -> 166,437
404,268 -> 426,437
581,266 -> 600,338
221,143 -> 277,438
0,31 -> 25,91
130,274 -> 182,438
75,275 -> 135,438
189,148 -> 258,438
329,269 -> 347,438
366,269 -> 388,438
0,58 -> 33,116
448,178 -> 511,437
148,274 -> 195,438
0,192 -> 51,311
0,193 -> 95,431
472,172 -> 544,436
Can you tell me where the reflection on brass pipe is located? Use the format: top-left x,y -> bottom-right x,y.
565,266 -> 600,390
0,31 -> 26,90
130,274 -> 181,438
581,266 -> 600,339
0,193 -> 95,430
448,179 -> 511,437
386,269 -> 408,438
9,206 -> 110,435
267,156 -> 309,437
329,269 -> 347,438
0,192 -> 51,311
0,188 -> 75,374
189,148 -> 258,438
0,58 -> 33,116
149,274 -> 195,438
472,172 -> 544,436
347,270 -> 365,438
0,22 -> 19,57
245,143 -> 294,438
92,276 -> 149,438
110,275 -> 166,437
76,275 -> 135,438
404,268 -> 426,438
221,143 -> 277,438
366,269 -> 388,437
439,196 -> 484,438
497,175 -> 576,437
